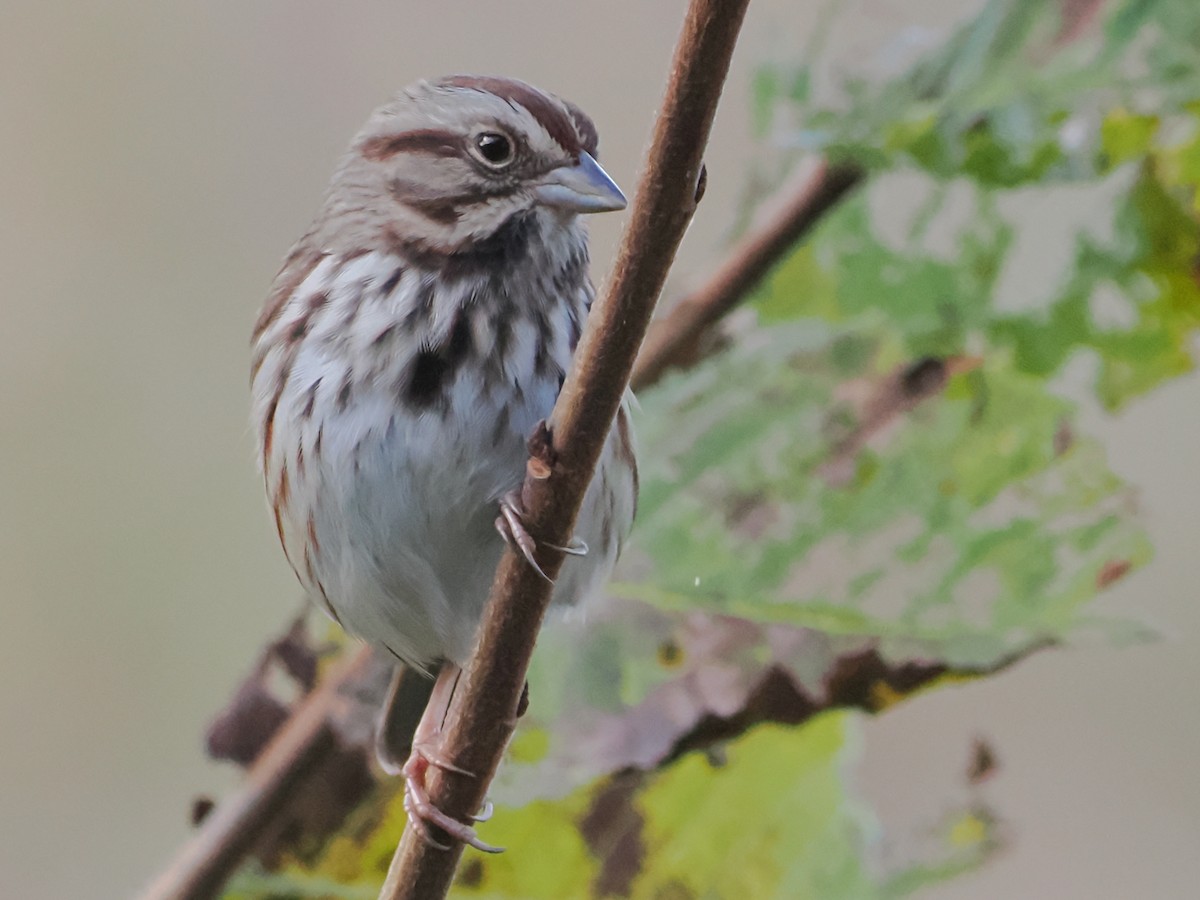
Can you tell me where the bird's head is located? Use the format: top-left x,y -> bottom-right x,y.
335,75 -> 626,257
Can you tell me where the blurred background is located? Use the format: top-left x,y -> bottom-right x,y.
0,0 -> 1196,897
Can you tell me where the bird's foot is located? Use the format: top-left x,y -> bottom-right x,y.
495,490 -> 588,583
402,744 -> 502,854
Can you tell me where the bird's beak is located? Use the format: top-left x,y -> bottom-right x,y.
534,151 -> 627,214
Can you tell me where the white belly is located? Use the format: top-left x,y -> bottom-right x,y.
307,372 -> 548,666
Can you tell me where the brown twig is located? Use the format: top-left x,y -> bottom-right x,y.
378,1 -> 751,897
136,647 -> 375,900
631,157 -> 864,390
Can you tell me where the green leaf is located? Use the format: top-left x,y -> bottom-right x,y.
1100,110 -> 1160,168
629,321 -> 1149,668
628,717 -> 874,899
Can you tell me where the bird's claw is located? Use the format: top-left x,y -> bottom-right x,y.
496,491 -> 588,581
472,799 -> 494,823
549,536 -> 588,557
402,746 -> 503,854
496,496 -> 550,582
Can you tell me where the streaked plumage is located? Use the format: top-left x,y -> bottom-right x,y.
250,76 -> 635,848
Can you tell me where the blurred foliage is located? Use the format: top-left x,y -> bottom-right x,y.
756,0 -> 1200,411
629,326 -> 1149,669
226,0 -> 1200,896
232,715 -> 996,899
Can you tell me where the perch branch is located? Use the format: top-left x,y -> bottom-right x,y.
378,1 -> 752,897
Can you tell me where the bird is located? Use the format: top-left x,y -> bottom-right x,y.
249,75 -> 637,851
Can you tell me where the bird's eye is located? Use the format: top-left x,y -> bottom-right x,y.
473,132 -> 514,167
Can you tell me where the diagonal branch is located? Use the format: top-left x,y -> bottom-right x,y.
378,1 -> 751,897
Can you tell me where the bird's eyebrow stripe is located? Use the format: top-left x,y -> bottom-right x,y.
442,75 -> 582,159
360,129 -> 462,161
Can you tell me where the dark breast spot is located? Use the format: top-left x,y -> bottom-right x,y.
404,311 -> 474,410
